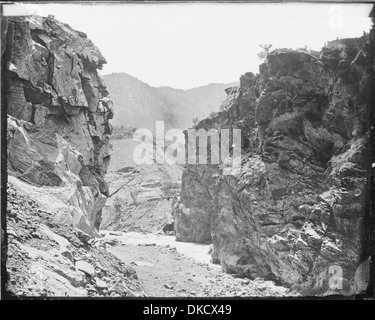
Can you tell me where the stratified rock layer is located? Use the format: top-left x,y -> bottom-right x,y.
2,16 -> 114,236
175,34 -> 372,294
101,138 -> 182,234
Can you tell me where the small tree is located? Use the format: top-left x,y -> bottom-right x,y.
257,44 -> 272,61
113,196 -> 124,212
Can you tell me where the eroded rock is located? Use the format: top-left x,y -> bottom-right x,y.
175,33 -> 373,295
3,15 -> 113,236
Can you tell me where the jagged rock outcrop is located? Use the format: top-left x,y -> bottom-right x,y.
1,15 -> 145,298
2,15 -> 114,236
175,31 -> 373,295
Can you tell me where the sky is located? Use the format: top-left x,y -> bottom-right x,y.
3,2 -> 373,90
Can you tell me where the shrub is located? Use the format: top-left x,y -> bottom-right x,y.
113,196 -> 125,211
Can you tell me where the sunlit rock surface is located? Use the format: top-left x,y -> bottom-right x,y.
3,15 -> 114,236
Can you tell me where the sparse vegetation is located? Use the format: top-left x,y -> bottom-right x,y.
257,44 -> 272,61
113,196 -> 126,212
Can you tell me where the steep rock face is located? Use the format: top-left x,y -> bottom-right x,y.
2,16 -> 113,236
101,138 -> 182,234
175,34 -> 372,294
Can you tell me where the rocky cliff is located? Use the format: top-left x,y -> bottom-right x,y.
3,15 -> 114,236
100,138 -> 182,234
174,29 -> 374,294
1,15 -> 143,297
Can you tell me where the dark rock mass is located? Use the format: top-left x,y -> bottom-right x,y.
174,27 -> 374,294
2,15 -> 114,236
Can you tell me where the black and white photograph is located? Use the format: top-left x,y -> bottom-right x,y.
1,0 -> 374,304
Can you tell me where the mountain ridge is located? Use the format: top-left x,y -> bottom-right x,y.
102,72 -> 238,130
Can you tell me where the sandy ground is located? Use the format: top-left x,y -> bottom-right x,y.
101,231 -> 298,298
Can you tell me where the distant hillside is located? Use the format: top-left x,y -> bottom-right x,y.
102,72 -> 238,130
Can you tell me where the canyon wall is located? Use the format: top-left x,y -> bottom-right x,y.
3,15 -> 114,236
2,15 -> 145,298
174,30 -> 373,294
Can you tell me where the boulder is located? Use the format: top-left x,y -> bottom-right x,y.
76,260 -> 95,277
